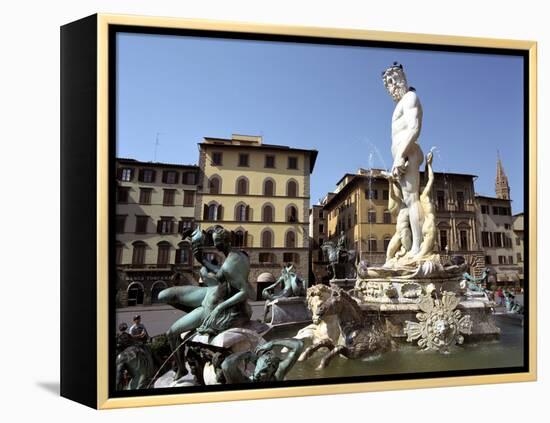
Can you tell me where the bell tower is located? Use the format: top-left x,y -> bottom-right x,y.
495,151 -> 511,200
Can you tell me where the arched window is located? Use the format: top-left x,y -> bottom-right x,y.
262,204 -> 274,223
287,180 -> 298,197
263,179 -> 275,196
235,203 -> 250,222
285,230 -> 296,248
157,242 -> 171,266
131,241 -> 147,267
261,229 -> 274,248
233,229 -> 247,247
236,177 -> 249,195
127,282 -> 144,306
209,176 -> 221,194
151,281 -> 168,304
286,205 -> 298,223
204,202 -> 223,221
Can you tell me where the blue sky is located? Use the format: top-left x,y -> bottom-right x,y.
116,33 -> 525,213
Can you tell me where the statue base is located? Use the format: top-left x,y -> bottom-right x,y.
329,278 -> 356,290
263,297 -> 311,326
360,299 -> 500,340
353,265 -> 501,341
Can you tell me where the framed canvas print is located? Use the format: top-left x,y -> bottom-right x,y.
60,14 -> 537,409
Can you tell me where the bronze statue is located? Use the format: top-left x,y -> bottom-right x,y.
221,338 -> 304,383
158,225 -> 254,380
321,232 -> 357,280
262,265 -> 305,300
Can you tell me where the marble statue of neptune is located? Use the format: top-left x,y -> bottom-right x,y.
382,62 -> 425,259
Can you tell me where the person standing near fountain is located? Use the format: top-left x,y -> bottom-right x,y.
382,62 -> 425,258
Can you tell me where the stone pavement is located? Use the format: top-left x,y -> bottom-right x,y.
116,301 -> 267,337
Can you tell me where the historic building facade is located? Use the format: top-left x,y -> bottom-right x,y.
474,156 -> 523,288
320,168 -> 485,276
309,201 -> 330,283
195,134 -> 318,299
512,212 -> 525,285
115,158 -> 199,307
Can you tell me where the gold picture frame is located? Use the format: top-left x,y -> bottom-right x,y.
60,13 -> 537,409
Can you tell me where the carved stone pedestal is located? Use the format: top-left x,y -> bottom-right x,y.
263,297 -> 311,326
359,294 -> 500,340
329,278 -> 356,291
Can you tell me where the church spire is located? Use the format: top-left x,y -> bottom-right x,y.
495,151 -> 510,200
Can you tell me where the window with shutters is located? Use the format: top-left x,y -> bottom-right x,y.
235,204 -> 249,222
287,180 -> 298,197
163,189 -> 176,206
259,252 -> 275,264
288,156 -> 298,170
383,237 -> 391,251
175,243 -> 191,265
261,230 -> 273,248
209,176 -> 221,194
183,172 -> 196,185
183,190 -> 195,206
265,155 -> 275,168
368,209 -> 377,223
157,243 -> 171,266
382,190 -> 389,200
117,187 -> 130,203
115,215 -> 126,234
157,217 -> 174,234
493,232 -> 504,248
482,231 -> 491,247
238,154 -> 249,167
286,205 -> 298,223
285,231 -> 296,248
264,179 -> 275,196
139,188 -> 152,205
139,169 -> 156,183
233,230 -> 246,247
132,242 -> 146,267
383,210 -> 391,224
135,216 -> 149,234
368,238 -> 377,251
163,170 -> 178,184
236,177 -> 248,195
485,255 -> 492,264
115,242 -> 123,265
204,203 -> 222,221
212,152 -> 223,166
178,218 -> 194,234
283,252 -> 299,264
120,168 -> 133,181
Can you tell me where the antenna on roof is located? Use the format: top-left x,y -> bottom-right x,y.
154,132 -> 160,162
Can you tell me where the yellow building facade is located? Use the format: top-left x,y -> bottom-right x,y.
195,134 -> 318,298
